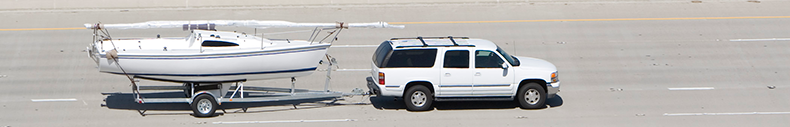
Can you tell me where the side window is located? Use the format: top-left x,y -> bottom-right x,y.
202,40 -> 239,47
384,49 -> 437,68
444,50 -> 469,68
475,50 -> 504,68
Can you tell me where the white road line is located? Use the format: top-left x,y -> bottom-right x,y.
729,38 -> 790,42
330,45 -> 378,48
316,69 -> 369,72
667,87 -> 714,91
336,69 -> 369,72
213,119 -> 356,124
31,98 -> 78,102
664,112 -> 790,116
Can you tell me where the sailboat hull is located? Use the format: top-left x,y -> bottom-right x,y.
94,44 -> 330,83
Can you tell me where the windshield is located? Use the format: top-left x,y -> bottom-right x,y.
496,46 -> 520,66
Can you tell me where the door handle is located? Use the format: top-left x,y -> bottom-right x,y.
475,72 -> 481,76
445,73 -> 451,77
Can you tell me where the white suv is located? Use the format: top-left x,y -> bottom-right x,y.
366,36 -> 560,111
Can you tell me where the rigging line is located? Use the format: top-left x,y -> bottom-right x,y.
318,28 -> 340,44
330,28 -> 343,44
308,27 -> 319,42
98,25 -> 140,96
262,29 -> 314,35
310,28 -> 324,44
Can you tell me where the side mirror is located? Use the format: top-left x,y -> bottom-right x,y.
501,63 -> 509,76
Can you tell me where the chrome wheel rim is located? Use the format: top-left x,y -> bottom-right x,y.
524,89 -> 541,105
411,91 -> 427,107
197,99 -> 212,114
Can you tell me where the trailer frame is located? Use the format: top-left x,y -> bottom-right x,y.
104,55 -> 367,117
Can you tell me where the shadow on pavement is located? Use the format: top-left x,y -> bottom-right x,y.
546,95 -> 564,108
103,92 -> 192,110
103,91 -> 340,116
370,96 -> 407,109
370,95 -> 563,110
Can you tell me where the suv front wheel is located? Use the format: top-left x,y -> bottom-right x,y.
404,85 -> 434,111
517,82 -> 547,109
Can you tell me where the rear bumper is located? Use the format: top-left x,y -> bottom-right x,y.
366,77 -> 382,96
547,81 -> 560,98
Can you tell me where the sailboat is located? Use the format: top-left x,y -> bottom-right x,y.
85,20 -> 403,83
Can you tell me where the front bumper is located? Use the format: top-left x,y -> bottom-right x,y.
546,81 -> 560,98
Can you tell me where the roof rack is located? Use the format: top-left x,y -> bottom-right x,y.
390,36 -> 473,48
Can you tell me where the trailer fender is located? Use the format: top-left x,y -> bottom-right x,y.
190,91 -> 220,105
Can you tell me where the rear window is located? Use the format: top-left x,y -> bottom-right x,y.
382,49 -> 437,68
372,41 -> 393,67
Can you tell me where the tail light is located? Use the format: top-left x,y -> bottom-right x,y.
378,72 -> 385,85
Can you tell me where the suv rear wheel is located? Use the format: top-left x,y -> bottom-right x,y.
404,85 -> 433,111
517,82 -> 547,109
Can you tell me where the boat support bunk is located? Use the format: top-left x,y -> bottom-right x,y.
101,56 -> 370,117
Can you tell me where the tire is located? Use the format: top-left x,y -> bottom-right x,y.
516,82 -> 547,109
404,85 -> 433,111
191,94 -> 218,117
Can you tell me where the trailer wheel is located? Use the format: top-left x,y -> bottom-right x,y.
192,94 -> 217,117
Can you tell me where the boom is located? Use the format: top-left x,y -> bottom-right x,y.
84,20 -> 405,30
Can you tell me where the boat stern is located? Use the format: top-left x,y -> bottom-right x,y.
87,41 -> 101,66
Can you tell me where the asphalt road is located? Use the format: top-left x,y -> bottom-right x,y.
1,1 -> 790,127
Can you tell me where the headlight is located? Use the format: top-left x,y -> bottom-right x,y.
551,71 -> 559,83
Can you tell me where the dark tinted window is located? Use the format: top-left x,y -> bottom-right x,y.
444,50 -> 469,68
202,40 -> 239,47
383,49 -> 437,68
475,50 -> 504,68
373,41 -> 393,67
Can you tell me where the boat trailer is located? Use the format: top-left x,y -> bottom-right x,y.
101,56 -> 370,117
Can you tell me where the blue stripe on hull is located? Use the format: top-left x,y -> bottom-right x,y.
99,44 -> 329,59
121,48 -> 326,60
107,67 -> 317,77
